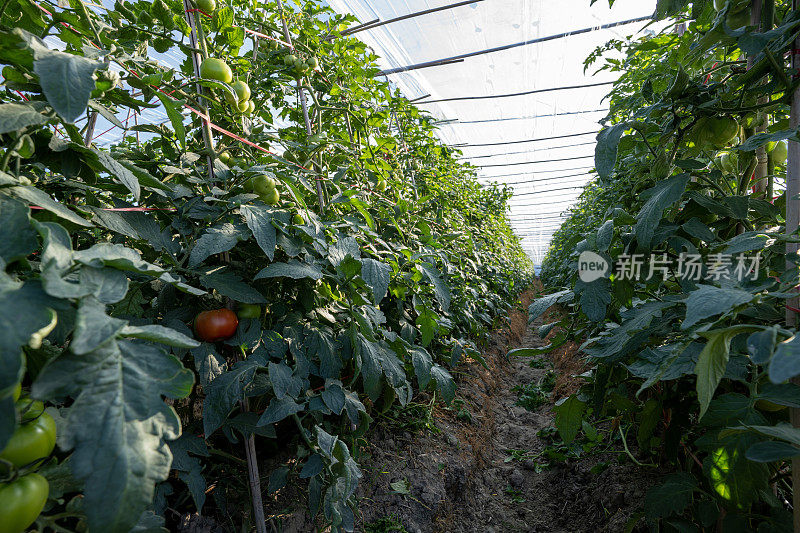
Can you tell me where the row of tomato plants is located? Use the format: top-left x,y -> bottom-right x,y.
0,0 -> 532,531
537,0 -> 800,530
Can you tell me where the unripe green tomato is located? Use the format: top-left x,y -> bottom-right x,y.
375,179 -> 388,192
0,412 -> 57,468
218,151 -> 232,165
237,303 -> 261,319
0,473 -> 49,533
293,214 -> 304,224
246,175 -> 276,195
307,56 -> 319,69
262,188 -> 280,205
200,58 -> 233,83
283,54 -> 297,66
229,80 -> 251,103
247,100 -> 255,114
196,0 -> 216,12
771,141 -> 788,165
237,99 -> 250,113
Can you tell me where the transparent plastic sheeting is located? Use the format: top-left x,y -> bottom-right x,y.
326,0 -> 657,264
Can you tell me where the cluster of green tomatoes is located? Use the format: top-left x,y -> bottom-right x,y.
0,386 -> 56,533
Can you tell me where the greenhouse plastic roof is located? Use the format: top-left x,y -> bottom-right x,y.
325,0 -> 657,265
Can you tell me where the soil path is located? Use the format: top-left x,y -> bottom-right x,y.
353,290 -> 656,533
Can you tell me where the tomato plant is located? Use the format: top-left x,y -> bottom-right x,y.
0,0 -> 530,530
538,1 -> 800,530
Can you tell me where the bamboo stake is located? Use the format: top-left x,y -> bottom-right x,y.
788,4 -> 800,533
241,396 -> 267,533
752,0 -> 770,194
183,0 -> 215,181
275,0 -> 326,210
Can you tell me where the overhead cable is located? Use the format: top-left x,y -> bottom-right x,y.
416,81 -> 614,105
341,0 -> 486,36
480,154 -> 593,168
456,130 -> 598,148
377,16 -> 653,75
456,109 -> 608,124
460,141 -> 595,160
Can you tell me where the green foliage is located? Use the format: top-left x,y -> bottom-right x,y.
537,1 -> 799,529
0,0 -> 532,531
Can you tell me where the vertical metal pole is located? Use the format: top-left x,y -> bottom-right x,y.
788,5 -> 800,533
275,0 -> 326,210
183,0 -> 216,181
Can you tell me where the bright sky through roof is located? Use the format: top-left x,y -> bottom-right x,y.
325,0 -> 659,265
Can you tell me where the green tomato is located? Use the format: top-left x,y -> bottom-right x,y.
375,179 -> 388,192
247,100 -> 255,114
262,188 -> 280,205
0,412 -> 56,468
200,58 -> 233,84
246,175 -> 276,195
292,214 -> 304,224
283,54 -> 297,66
218,151 -> 232,165
196,0 -> 216,12
307,56 -> 319,69
233,80 -> 251,102
771,140 -> 788,165
0,473 -> 49,533
692,116 -> 739,149
237,99 -> 250,113
226,80 -> 251,105
237,304 -> 262,319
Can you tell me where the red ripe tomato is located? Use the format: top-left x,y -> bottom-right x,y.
194,309 -> 238,342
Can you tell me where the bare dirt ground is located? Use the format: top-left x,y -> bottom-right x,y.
352,289 -> 662,533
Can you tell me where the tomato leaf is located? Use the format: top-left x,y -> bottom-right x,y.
26,32 -> 103,123
254,260 -> 323,280
553,394 -> 586,443
0,102 -> 47,133
33,339 -> 193,533
240,205 -> 277,260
